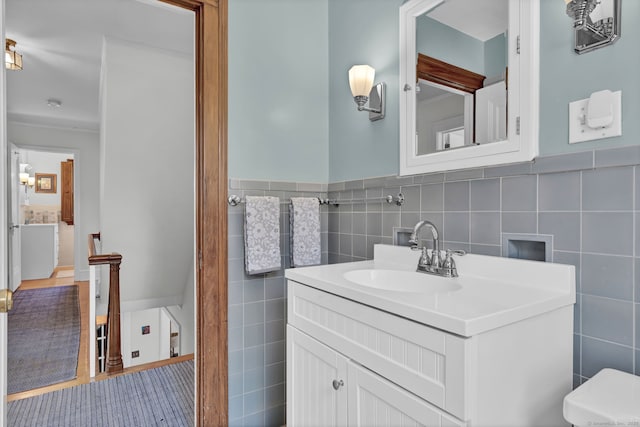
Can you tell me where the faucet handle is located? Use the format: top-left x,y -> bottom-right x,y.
441,250 -> 459,277
419,247 -> 431,267
447,249 -> 466,256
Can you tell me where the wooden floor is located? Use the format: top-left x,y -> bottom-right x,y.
8,266 -> 195,402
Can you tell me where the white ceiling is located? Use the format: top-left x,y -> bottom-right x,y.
427,0 -> 508,42
6,0 -> 193,131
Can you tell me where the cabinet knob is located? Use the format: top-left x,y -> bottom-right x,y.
332,379 -> 344,390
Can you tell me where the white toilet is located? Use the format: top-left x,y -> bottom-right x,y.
563,368 -> 640,426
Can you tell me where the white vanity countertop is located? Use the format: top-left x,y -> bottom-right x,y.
285,245 -> 576,337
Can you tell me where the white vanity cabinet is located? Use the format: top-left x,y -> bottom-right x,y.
288,325 -> 463,427
287,281 -> 467,426
21,223 -> 59,280
286,246 -> 574,427
347,361 -> 463,427
288,326 -> 348,426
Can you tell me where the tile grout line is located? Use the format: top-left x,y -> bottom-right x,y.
633,166 -> 636,375
499,177 -> 503,255
578,169 -> 583,380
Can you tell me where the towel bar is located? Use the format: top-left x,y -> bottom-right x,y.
228,195 -> 331,207
227,193 -> 404,207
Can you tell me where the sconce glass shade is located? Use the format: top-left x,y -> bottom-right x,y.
348,65 -> 375,97
5,39 -> 23,71
27,176 -> 35,187
19,172 -> 29,184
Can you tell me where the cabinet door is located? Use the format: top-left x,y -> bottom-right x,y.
287,326 -> 348,427
347,362 -> 465,427
60,159 -> 74,225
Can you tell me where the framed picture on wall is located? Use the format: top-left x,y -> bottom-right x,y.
35,173 -> 57,194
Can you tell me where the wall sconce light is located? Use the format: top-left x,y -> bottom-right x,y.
564,0 -> 621,54
20,174 -> 35,198
19,163 -> 34,196
19,172 -> 29,185
348,65 -> 385,121
20,174 -> 34,187
5,38 -> 23,70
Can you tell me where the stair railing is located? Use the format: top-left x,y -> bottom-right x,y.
88,232 -> 123,375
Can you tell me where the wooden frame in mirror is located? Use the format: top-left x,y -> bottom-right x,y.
416,54 -> 484,155
399,0 -> 539,175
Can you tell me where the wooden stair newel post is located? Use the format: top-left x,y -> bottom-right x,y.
106,255 -> 123,374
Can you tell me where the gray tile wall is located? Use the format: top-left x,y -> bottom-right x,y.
229,147 -> 640,425
327,153 -> 640,389
227,183 -> 328,426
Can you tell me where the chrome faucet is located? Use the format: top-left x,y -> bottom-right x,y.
409,220 -> 464,277
409,220 -> 442,271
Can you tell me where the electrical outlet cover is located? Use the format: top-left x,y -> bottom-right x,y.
569,90 -> 622,144
132,350 -> 140,358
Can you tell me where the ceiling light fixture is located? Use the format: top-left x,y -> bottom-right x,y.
47,99 -> 62,108
5,38 -> 23,70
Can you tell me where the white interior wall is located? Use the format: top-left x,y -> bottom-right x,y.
417,94 -> 465,154
121,307 -> 170,367
19,148 -> 73,206
165,260 -> 195,355
8,123 -> 99,280
99,38 -> 195,309
17,149 -> 71,206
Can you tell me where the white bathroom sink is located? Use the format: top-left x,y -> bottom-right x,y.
285,244 -> 576,336
343,269 -> 461,294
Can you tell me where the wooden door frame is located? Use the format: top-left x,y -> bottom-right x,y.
160,0 -> 228,425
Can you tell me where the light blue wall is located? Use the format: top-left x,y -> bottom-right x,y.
228,0 -> 329,183
229,1 -> 639,183
328,0 -> 640,182
328,0 -> 403,183
483,33 -> 507,79
539,0 -> 639,155
416,16 -> 506,79
416,16 -> 484,76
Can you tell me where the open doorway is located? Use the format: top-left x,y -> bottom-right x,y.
2,0 -> 227,424
6,146 -> 80,398
16,148 -> 75,276
5,0 -> 196,411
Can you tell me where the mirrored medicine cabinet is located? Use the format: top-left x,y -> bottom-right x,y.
399,0 -> 540,175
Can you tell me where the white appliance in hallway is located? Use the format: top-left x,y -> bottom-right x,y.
20,224 -> 59,280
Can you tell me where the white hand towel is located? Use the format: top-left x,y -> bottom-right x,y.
289,197 -> 321,267
244,196 -> 281,275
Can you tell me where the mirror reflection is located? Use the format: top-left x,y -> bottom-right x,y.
415,0 -> 508,156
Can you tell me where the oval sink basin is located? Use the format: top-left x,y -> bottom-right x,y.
343,269 -> 462,294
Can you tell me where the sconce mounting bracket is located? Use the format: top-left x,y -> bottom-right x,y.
567,0 -> 621,54
367,82 -> 385,121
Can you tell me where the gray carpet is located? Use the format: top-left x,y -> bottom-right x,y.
8,285 -> 80,394
8,360 -> 195,427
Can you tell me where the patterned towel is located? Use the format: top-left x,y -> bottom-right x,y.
244,196 -> 281,275
289,197 -> 321,267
